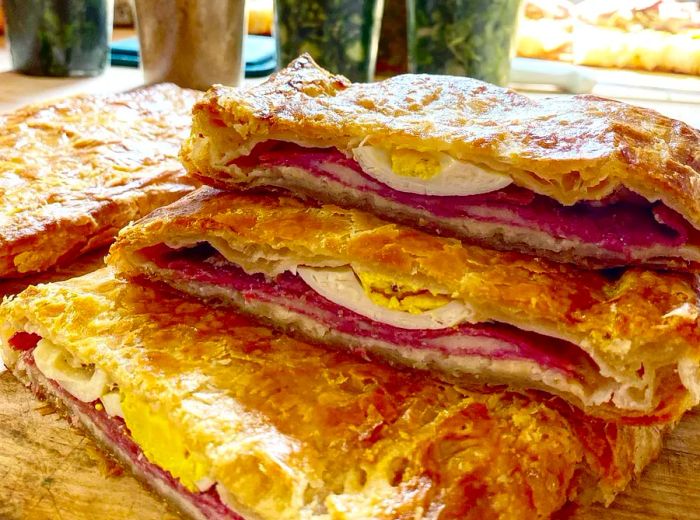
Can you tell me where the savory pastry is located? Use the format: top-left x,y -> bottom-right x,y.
0,83 -> 198,278
108,188 -> 700,423
181,55 -> 700,270
517,0 -> 574,60
0,268 -> 666,519
573,0 -> 700,75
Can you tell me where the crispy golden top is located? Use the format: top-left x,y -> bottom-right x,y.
0,269 -> 660,519
109,188 -> 700,398
183,54 -> 700,228
0,84 -> 199,278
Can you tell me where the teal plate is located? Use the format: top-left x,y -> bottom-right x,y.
110,35 -> 276,77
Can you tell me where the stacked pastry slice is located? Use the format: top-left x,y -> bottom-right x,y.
108,188 -> 700,425
0,269 -> 666,519
182,55 -> 700,270
3,56 -> 699,518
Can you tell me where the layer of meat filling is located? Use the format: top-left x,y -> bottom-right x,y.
228,141 -> 698,261
140,243 -> 609,403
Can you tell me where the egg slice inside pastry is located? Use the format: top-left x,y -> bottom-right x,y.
29,335 -> 214,493
33,338 -> 111,403
298,265 -> 474,330
351,145 -> 513,196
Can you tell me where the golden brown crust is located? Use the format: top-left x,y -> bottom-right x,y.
108,188 -> 700,414
0,269 -> 665,518
181,54 -> 700,228
0,84 -> 199,278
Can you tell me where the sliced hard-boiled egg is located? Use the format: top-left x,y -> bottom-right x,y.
354,270 -> 452,314
31,337 -> 216,494
33,339 -> 110,403
121,393 -> 212,492
352,145 -> 512,196
297,266 -> 474,330
100,391 -> 124,418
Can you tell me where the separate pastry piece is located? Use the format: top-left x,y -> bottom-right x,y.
181,55 -> 700,270
517,0 -> 574,61
0,83 -> 199,278
0,269 -> 667,519
574,0 -> 700,75
108,188 -> 700,423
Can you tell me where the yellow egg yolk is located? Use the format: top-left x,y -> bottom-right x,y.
355,270 -> 452,314
121,393 -> 211,492
390,149 -> 441,179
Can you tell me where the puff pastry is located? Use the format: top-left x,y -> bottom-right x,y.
517,0 -> 574,60
181,55 -> 700,269
0,269 -> 666,519
0,83 -> 199,278
108,187 -> 700,423
573,0 -> 700,75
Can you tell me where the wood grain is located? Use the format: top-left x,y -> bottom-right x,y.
0,371 -> 177,520
578,408 -> 700,520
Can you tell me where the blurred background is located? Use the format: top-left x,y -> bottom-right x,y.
0,0 -> 698,99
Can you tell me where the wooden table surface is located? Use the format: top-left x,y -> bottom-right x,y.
2,29 -> 700,520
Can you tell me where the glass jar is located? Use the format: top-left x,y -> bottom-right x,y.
376,0 -> 408,76
407,0 -> 523,85
134,0 -> 247,90
4,0 -> 113,77
274,0 -> 385,82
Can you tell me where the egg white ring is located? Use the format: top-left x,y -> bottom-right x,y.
352,145 -> 513,197
298,266 -> 475,330
33,338 -> 110,403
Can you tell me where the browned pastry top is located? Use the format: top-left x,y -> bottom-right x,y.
183,55 -> 700,228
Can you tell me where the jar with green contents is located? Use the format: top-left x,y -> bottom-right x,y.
4,0 -> 112,77
274,0 -> 385,82
407,0 -> 523,85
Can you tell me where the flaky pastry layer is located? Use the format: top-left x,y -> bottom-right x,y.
108,188 -> 700,415
181,54 -> 700,229
0,269 -> 665,519
0,83 -> 199,278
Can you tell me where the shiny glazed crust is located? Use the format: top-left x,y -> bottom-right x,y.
108,188 -> 700,414
0,84 -> 199,278
0,269 -> 665,518
181,54 -> 700,229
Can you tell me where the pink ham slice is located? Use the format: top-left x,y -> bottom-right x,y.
141,244 -> 601,385
9,336 -> 242,520
232,142 -> 693,257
